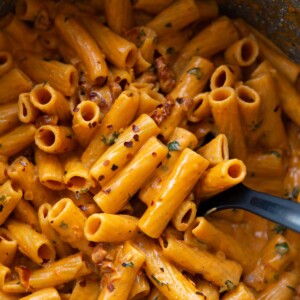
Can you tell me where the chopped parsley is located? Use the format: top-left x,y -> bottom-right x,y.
0,204 -> 3,212
264,150 -> 282,158
122,262 -> 134,268
250,119 -> 263,131
275,242 -> 289,255
220,280 -> 237,292
59,221 -> 68,230
167,141 -> 180,152
187,67 -> 202,80
80,188 -> 89,194
166,47 -> 175,55
273,224 -> 286,234
101,132 -> 119,146
0,195 -> 6,201
151,275 -> 170,290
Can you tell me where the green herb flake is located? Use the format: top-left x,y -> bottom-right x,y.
250,119 -> 263,131
122,261 -> 134,268
0,204 -> 3,212
151,275 -> 170,291
166,47 -> 175,55
0,195 -> 6,201
273,224 -> 286,234
59,221 -> 68,230
287,285 -> 296,292
187,67 -> 202,80
167,141 -> 180,152
80,188 -> 89,194
220,280 -> 237,292
101,132 -> 119,146
275,242 -> 289,255
273,273 -> 279,280
264,150 -> 282,158
165,22 -> 172,28
139,29 -> 146,37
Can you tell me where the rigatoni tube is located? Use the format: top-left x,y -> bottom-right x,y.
209,86 -> 247,160
55,14 -> 108,85
195,159 -> 246,201
7,219 -> 56,265
0,124 -> 36,156
0,68 -> 32,104
48,198 -> 92,256
90,113 -> 160,185
138,149 -> 209,238
224,37 -> 259,67
72,100 -> 101,148
18,51 -> 78,97
0,180 -> 22,226
30,83 -> 71,121
94,136 -> 168,214
35,125 -> 76,154
84,213 -> 138,243
18,93 -> 40,124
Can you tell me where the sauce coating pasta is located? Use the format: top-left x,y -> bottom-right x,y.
0,0 -> 299,299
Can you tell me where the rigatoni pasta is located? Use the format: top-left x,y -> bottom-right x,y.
0,0 -> 299,299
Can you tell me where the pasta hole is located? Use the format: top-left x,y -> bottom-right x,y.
241,41 -> 253,62
237,87 -> 255,103
42,207 -> 49,218
36,88 -> 52,105
228,164 -> 242,178
22,103 -> 28,117
50,199 -> 68,218
88,217 -> 101,235
182,209 -> 192,224
0,55 -> 7,65
68,176 -> 86,188
125,49 -> 137,67
81,105 -> 95,122
46,180 -> 64,189
38,129 -> 55,147
215,70 -> 226,87
38,244 -> 53,260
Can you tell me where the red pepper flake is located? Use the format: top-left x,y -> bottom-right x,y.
107,282 -> 115,292
79,279 -> 87,287
133,134 -> 139,142
111,164 -> 118,171
132,124 -> 139,132
151,201 -> 155,206
79,205 -> 87,211
98,175 -> 105,181
103,188 -> 112,194
107,125 -> 113,129
103,160 -> 110,166
124,141 -> 133,148
127,153 -> 133,160
152,152 -> 157,157
157,162 -> 162,168
88,241 -> 97,247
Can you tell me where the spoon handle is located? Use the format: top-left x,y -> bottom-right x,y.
197,184 -> 300,233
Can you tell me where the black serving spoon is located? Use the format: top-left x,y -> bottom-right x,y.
197,184 -> 300,233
